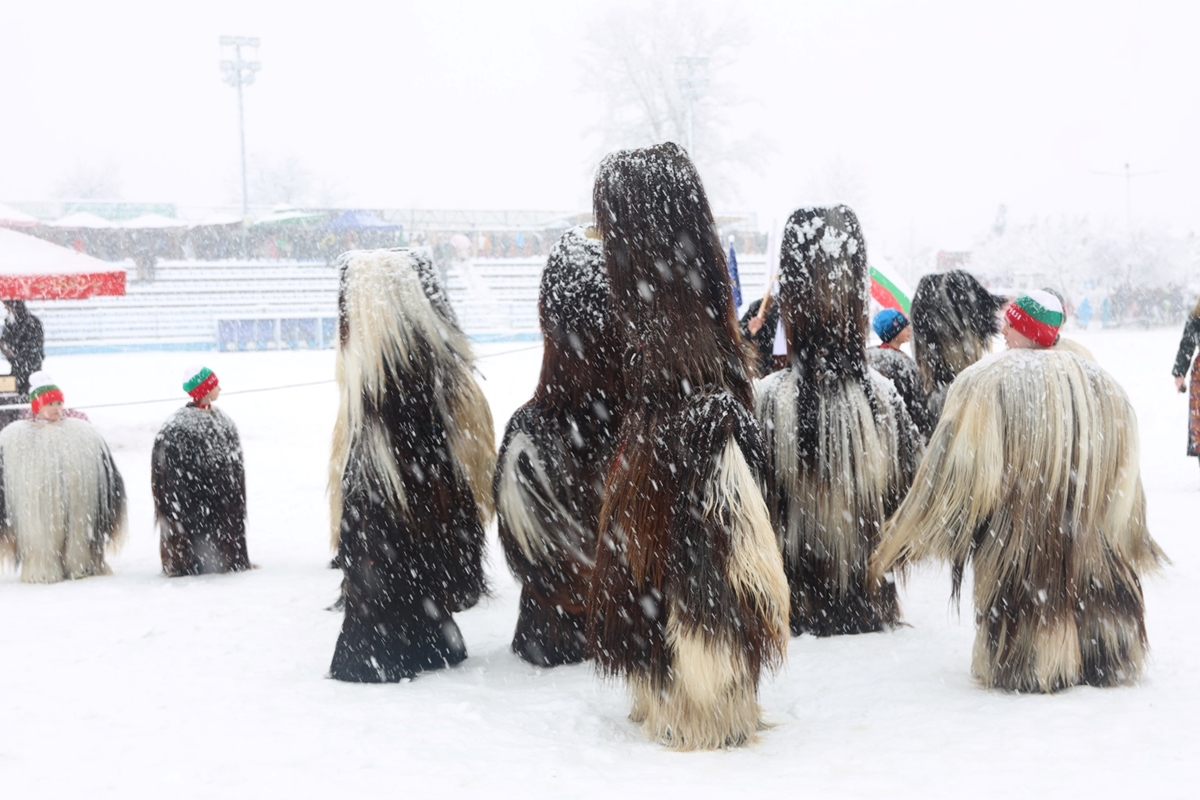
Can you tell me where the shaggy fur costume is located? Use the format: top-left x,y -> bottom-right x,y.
872,350 -> 1166,692
152,405 -> 251,576
495,228 -> 623,666
910,270 -> 1005,436
328,248 -> 495,682
587,143 -> 789,750
0,418 -> 126,583
755,206 -> 922,637
867,345 -> 934,441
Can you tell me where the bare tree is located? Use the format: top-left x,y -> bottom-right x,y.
580,1 -> 768,201
53,160 -> 122,199
243,154 -> 344,207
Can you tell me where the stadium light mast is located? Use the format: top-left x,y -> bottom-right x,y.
220,36 -> 261,221
675,56 -> 709,158
1091,162 -> 1164,232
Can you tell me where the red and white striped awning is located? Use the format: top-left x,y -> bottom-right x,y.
0,228 -> 126,300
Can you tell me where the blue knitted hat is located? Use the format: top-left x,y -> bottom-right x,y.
872,309 -> 909,343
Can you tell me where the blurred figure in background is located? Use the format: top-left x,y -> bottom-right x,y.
1171,294 -> 1200,468
0,300 -> 44,396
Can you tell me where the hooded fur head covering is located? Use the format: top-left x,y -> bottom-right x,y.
778,205 -> 869,379
911,269 -> 1004,396
532,227 -> 623,413
592,141 -> 754,408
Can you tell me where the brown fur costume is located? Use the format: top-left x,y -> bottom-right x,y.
910,270 -> 1005,436
586,143 -> 789,750
328,248 -> 495,682
755,206 -> 922,637
495,227 -> 624,666
872,349 -> 1166,692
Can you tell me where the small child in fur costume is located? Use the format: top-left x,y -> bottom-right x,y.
0,372 -> 125,583
328,248 -> 495,682
755,207 -> 923,637
495,227 -> 624,666
910,269 -> 1005,436
152,366 -> 251,576
873,298 -> 1165,692
866,309 -> 934,441
587,143 -> 789,750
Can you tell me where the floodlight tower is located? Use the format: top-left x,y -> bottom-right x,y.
675,56 -> 709,157
220,36 -> 261,220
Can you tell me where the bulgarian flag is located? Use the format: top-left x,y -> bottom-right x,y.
869,259 -> 913,315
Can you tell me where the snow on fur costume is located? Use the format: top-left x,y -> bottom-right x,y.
495,228 -> 624,667
910,270 -> 1005,437
0,417 -> 126,583
755,206 -> 923,637
866,345 -> 934,441
328,248 -> 495,682
872,349 -> 1166,692
152,403 -> 251,576
586,143 -> 789,750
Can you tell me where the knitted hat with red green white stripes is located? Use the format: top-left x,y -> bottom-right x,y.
183,366 -> 219,401
1005,290 -> 1064,348
29,371 -> 64,414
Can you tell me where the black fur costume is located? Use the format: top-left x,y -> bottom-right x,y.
755,206 -> 923,636
495,228 -> 623,666
910,269 -> 1004,434
866,345 -> 934,441
152,404 -> 250,576
586,144 -> 789,750
328,248 -> 495,682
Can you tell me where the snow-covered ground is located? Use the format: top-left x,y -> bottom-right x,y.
0,329 -> 1194,798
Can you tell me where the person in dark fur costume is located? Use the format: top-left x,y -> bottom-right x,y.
0,373 -> 125,583
909,269 -> 1005,436
328,248 -> 495,683
152,366 -> 251,577
495,227 -> 624,667
867,309 -> 934,441
873,343 -> 1166,692
755,207 -> 923,637
586,143 -> 789,750
739,297 -> 781,377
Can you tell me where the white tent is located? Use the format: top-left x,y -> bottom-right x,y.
0,203 -> 40,228
49,212 -> 117,229
118,213 -> 188,229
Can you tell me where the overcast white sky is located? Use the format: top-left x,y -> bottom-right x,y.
2,0 -> 1197,256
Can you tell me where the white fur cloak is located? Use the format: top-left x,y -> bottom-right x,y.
872,349 -> 1165,692
0,418 -> 126,583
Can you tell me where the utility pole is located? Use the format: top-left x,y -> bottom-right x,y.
220,36 -> 261,222
675,56 -> 709,157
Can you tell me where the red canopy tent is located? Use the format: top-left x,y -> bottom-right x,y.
0,227 -> 126,300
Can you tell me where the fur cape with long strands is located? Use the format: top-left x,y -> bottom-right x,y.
327,248 -> 495,682
0,417 -> 126,583
586,143 -> 789,750
495,227 -> 624,666
872,349 -> 1166,692
866,345 -> 935,441
754,206 -> 923,637
910,270 -> 1005,437
152,404 -> 251,576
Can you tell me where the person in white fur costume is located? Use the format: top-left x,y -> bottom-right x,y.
0,371 -> 126,583
872,295 -> 1165,691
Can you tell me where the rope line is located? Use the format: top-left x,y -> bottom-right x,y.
70,341 -> 543,411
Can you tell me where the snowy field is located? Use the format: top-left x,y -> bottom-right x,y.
0,328 -> 1195,798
